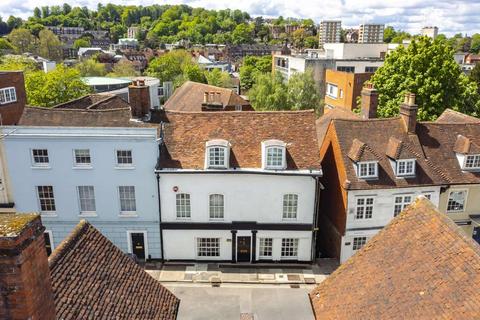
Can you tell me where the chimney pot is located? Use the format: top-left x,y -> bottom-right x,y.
400,92 -> 418,134
360,84 -> 378,119
203,92 -> 209,103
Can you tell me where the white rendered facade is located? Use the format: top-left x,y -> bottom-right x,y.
340,186 -> 441,262
2,126 -> 161,259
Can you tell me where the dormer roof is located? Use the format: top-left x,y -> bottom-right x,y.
385,136 -> 417,160
453,134 -> 480,154
347,139 -> 378,162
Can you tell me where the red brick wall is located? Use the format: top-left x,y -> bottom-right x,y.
0,71 -> 26,125
0,217 -> 56,320
128,85 -> 150,117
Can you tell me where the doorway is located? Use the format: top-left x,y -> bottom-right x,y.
129,232 -> 146,260
237,236 -> 251,262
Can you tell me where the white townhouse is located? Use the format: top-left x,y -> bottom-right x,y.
318,90 -> 445,263
156,110 -> 322,263
2,96 -> 161,260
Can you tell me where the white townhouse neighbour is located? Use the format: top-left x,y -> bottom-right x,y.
156,110 -> 322,263
2,94 -> 161,260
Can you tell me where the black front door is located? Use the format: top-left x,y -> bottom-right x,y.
473,227 -> 480,244
131,233 -> 146,260
237,236 -> 251,262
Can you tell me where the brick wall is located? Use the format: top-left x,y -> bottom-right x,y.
128,84 -> 150,117
0,216 -> 56,319
0,71 -> 26,125
324,70 -> 372,111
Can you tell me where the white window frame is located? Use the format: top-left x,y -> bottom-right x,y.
36,185 -> 56,215
207,146 -> 228,168
396,159 -> 416,176
262,140 -> 287,170
282,194 -> 298,220
116,149 -> 134,167
77,186 -> 97,216
118,186 -> 137,216
209,194 -> 224,220
357,161 -> 378,179
464,154 -> 480,170
353,236 -> 367,251
176,193 -> 191,219
281,238 -> 299,259
44,230 -> 54,253
326,83 -> 338,99
31,149 -> 50,167
393,194 -> 413,217
73,149 -> 92,168
355,196 -> 374,219
0,87 -> 17,104
259,237 -> 273,259
196,237 -> 220,258
126,230 -> 149,259
446,190 -> 468,213
205,140 -> 230,169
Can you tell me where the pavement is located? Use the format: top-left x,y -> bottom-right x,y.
146,259 -> 338,285
165,283 -> 315,320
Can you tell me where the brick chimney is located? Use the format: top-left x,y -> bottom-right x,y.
400,92 -> 418,134
360,83 -> 378,119
128,79 -> 151,118
0,214 -> 56,320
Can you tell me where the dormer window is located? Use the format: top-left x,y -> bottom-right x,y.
205,139 -> 230,169
262,140 -> 287,170
464,154 -> 480,170
357,161 -> 378,179
396,159 -> 415,176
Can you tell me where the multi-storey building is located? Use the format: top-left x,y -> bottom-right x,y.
319,20 -> 341,46
0,71 -> 26,125
156,110 -> 322,262
318,85 -> 480,262
324,69 -> 373,110
2,94 -> 161,261
421,26 -> 439,39
358,24 -> 385,43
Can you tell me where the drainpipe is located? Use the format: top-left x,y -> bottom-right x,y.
311,176 -> 322,262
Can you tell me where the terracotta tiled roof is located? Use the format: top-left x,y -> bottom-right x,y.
159,110 -> 321,170
18,95 -> 142,127
164,81 -> 252,111
436,108 -> 480,123
49,220 -> 179,320
316,107 -> 360,146
309,197 -> 480,320
330,117 -> 445,189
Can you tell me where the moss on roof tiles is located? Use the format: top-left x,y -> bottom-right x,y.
0,213 -> 39,237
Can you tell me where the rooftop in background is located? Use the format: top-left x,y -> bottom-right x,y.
0,213 -> 37,237
159,109 -> 320,171
316,107 -> 360,145
309,197 -> 480,319
435,108 -> 480,123
82,76 -> 133,87
48,220 -> 179,319
18,94 -> 141,127
164,81 -> 253,112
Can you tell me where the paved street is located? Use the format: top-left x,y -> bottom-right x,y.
165,283 -> 315,320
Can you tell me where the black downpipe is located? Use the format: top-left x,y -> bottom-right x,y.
311,176 -> 321,261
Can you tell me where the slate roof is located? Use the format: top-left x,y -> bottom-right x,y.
19,94 -> 141,127
159,110 -> 321,170
309,197 -> 480,320
164,81 -> 252,112
329,117 -> 446,189
49,220 -> 179,320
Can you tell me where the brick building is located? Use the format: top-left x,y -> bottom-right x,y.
0,71 -> 27,125
324,69 -> 373,111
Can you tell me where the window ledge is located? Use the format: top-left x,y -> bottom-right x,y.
79,212 -> 97,217
282,218 -> 298,221
119,212 -> 138,217
115,166 -> 135,170
31,166 -> 51,170
40,213 -> 57,217
72,166 -> 93,170
176,217 -> 191,221
209,218 -> 225,222
446,210 -> 465,214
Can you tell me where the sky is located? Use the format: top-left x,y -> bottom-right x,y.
1,0 -> 480,36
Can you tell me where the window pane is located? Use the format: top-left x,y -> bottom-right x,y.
266,147 -> 284,168
208,147 -> 226,167
393,195 -> 413,216
119,186 -> 136,212
78,186 -> 96,212
447,191 -> 466,212
282,194 -> 298,219
37,186 -> 56,212
197,238 -> 220,257
281,238 -> 299,257
176,193 -> 191,218
355,197 -> 374,219
32,149 -> 49,165
209,194 -> 224,219
117,150 -> 133,165
353,237 -> 367,250
74,149 -> 91,165
259,238 -> 273,257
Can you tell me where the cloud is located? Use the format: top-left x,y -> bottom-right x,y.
1,0 -> 479,36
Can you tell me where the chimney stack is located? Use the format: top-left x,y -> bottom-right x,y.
128,79 -> 151,118
203,91 -> 209,103
360,83 -> 378,119
0,214 -> 56,320
400,92 -> 418,134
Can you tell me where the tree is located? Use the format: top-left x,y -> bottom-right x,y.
0,55 -> 38,72
0,38 -> 15,53
74,58 -> 107,77
108,60 -> 140,77
471,33 -> 480,53
146,50 -> 193,85
287,69 -> 321,111
371,36 -> 480,120
73,38 -> 91,49
33,7 -> 42,19
38,29 -> 63,60
291,28 -> 307,49
469,63 -> 480,95
25,64 -> 91,107
383,26 -> 396,43
248,72 -> 288,110
239,55 -> 272,91
204,68 -> 232,88
304,36 -> 319,49
7,28 -> 37,53
6,16 -> 23,30
183,64 -> 206,83
232,23 -> 253,45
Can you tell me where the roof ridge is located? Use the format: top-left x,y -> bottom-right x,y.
333,116 -> 402,123
165,109 -> 316,115
48,220 -> 90,268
